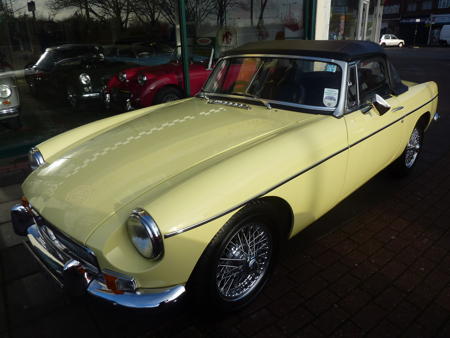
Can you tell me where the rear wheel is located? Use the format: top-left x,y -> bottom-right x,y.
188,201 -> 280,312
381,42 -> 386,47
390,124 -> 424,177
153,87 -> 183,104
398,42 -> 404,47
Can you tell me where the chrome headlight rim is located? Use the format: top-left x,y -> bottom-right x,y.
28,147 -> 45,170
0,84 -> 12,99
137,74 -> 147,86
118,72 -> 127,82
127,208 -> 164,260
79,73 -> 91,85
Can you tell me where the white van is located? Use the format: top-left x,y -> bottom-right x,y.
440,25 -> 450,45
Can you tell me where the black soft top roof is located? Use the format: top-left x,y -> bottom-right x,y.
222,40 -> 385,62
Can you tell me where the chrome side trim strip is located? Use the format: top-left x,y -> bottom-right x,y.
348,95 -> 438,149
164,94 -> 438,238
164,146 -> 348,238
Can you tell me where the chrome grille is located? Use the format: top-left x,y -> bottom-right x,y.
34,214 -> 100,274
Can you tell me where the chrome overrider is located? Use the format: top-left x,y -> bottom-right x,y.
10,203 -> 185,309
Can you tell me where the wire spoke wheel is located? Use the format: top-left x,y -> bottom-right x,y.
405,127 -> 421,168
215,222 -> 272,301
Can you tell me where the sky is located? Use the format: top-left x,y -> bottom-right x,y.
10,0 -> 75,20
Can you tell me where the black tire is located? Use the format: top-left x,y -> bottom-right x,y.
187,200 -> 281,312
390,124 -> 424,177
153,87 -> 183,105
381,42 -> 386,47
3,116 -> 21,130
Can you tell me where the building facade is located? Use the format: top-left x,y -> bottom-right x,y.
382,0 -> 450,45
315,0 -> 384,42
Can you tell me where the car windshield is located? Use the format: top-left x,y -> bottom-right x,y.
203,57 -> 343,110
34,47 -> 101,71
34,51 -> 58,71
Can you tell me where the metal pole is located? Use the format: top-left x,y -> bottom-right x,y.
304,0 -> 310,39
178,0 -> 191,97
310,0 -> 316,40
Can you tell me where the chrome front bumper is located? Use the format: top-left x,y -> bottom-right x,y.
11,204 -> 185,309
0,106 -> 19,120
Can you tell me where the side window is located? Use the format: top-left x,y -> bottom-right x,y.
357,59 -> 390,102
347,65 -> 358,110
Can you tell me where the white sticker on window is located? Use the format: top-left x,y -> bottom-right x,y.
323,88 -> 339,107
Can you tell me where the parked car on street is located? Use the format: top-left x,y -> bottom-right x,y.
11,40 -> 439,312
103,43 -> 175,67
439,25 -> 450,45
380,34 -> 405,47
25,44 -> 142,110
0,68 -> 21,129
104,60 -> 212,112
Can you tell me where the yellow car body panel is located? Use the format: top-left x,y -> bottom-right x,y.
21,72 -> 438,289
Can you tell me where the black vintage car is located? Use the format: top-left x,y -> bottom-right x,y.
25,44 -> 143,110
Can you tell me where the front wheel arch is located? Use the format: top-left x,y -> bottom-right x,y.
153,85 -> 184,105
186,198 -> 292,311
417,111 -> 431,131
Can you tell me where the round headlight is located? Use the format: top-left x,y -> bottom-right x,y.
118,72 -> 127,82
79,73 -> 91,85
127,208 -> 164,259
28,147 -> 45,170
0,84 -> 12,98
137,74 -> 147,86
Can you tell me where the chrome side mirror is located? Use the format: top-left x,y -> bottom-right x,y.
373,94 -> 391,115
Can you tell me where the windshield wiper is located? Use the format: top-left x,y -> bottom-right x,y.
230,92 -> 272,110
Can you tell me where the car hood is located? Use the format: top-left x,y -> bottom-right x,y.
23,98 -> 314,243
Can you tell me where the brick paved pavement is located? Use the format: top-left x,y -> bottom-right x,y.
0,48 -> 449,337
1,148 -> 450,338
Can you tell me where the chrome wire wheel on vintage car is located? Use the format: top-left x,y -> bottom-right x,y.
390,124 -> 424,177
215,222 -> 272,301
189,201 -> 280,312
405,127 -> 421,168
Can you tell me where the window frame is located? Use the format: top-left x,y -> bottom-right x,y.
202,54 -> 348,117
345,56 -> 393,115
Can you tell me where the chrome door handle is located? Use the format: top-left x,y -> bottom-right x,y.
392,106 -> 404,112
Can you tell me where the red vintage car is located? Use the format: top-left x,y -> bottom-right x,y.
105,60 -> 212,111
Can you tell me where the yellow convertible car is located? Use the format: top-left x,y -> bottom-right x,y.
11,40 -> 439,311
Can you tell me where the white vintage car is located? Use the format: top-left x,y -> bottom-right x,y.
380,34 -> 405,48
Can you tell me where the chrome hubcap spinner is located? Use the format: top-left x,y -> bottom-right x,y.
215,223 -> 272,301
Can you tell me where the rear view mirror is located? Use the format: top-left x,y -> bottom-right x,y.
373,94 -> 391,115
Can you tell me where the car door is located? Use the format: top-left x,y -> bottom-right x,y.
342,57 -> 405,197
390,35 -> 399,46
